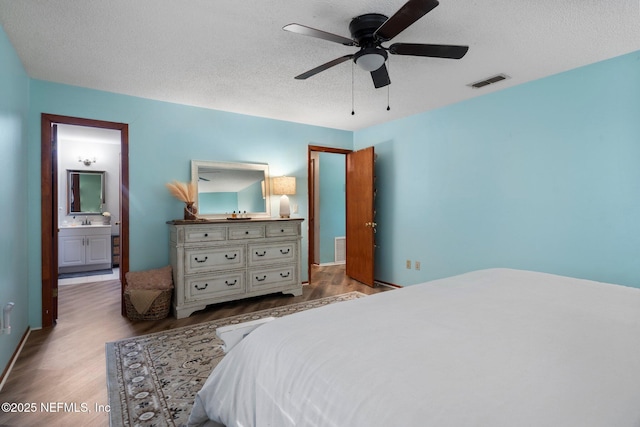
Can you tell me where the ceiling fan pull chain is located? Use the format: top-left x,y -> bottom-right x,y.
351,61 -> 355,115
387,59 -> 391,111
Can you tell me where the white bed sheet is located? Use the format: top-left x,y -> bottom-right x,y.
187,268 -> 640,427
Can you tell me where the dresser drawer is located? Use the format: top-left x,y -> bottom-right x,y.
185,246 -> 245,274
185,271 -> 246,302
266,222 -> 299,237
184,227 -> 227,243
249,242 -> 297,265
228,225 -> 265,240
249,264 -> 297,291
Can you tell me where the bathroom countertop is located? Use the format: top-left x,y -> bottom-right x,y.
59,223 -> 111,229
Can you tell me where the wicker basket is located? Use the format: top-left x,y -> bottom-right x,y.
124,288 -> 172,321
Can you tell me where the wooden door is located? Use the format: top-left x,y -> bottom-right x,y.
345,146 -> 376,286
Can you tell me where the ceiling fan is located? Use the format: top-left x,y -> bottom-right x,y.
283,0 -> 468,89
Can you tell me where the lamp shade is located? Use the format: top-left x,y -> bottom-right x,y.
354,47 -> 387,72
272,176 -> 296,195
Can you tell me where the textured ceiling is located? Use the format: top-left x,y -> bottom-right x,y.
1,1 -> 639,131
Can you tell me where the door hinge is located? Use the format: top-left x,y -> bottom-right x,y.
52,288 -> 58,298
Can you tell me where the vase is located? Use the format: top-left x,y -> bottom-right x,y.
184,202 -> 198,220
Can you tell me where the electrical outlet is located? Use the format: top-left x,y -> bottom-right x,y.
415,261 -> 421,271
406,260 -> 411,269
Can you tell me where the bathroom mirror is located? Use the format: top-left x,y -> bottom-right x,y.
191,160 -> 271,218
67,170 -> 105,214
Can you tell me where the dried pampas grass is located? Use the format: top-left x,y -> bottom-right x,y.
166,180 -> 197,203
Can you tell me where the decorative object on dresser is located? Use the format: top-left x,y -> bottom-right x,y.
166,180 -> 198,220
272,176 -> 296,218
168,218 -> 304,319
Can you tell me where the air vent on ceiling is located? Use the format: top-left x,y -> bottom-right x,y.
468,74 -> 509,89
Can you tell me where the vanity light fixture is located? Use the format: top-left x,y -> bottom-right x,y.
272,176 -> 296,218
78,156 -> 96,166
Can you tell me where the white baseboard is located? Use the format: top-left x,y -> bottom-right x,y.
0,326 -> 30,392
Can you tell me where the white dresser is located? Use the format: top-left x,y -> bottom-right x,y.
168,218 -> 304,319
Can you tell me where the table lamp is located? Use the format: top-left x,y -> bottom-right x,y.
272,176 -> 296,218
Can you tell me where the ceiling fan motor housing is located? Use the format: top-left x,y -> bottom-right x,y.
349,13 -> 388,47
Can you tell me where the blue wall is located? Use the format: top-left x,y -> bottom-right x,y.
0,26 -> 30,378
355,50 -> 640,288
26,81 -> 353,327
319,152 -> 346,264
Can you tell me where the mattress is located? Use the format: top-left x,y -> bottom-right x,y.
187,268 -> 640,427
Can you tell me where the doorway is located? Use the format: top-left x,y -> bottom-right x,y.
41,114 -> 130,327
308,145 -> 377,287
308,146 -> 351,278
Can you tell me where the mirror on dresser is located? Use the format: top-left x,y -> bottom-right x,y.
191,160 -> 271,218
67,169 -> 105,214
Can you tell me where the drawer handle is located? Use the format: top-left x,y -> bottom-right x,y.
225,253 -> 237,260
194,256 -> 208,263
280,272 -> 290,278
280,248 -> 290,255
245,231 -> 249,235
255,251 -> 267,257
225,279 -> 237,286
280,229 -> 284,233
255,275 -> 267,282
204,233 -> 208,237
195,283 -> 208,291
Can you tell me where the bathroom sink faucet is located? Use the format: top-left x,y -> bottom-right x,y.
82,216 -> 91,225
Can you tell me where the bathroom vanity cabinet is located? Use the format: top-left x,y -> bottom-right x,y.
58,225 -> 112,273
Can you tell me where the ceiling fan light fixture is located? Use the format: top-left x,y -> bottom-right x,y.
354,48 -> 387,72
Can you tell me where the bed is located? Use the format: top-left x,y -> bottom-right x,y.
187,268 -> 640,427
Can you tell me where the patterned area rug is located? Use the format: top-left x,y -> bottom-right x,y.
106,292 -> 366,427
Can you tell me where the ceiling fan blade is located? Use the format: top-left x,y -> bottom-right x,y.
283,24 -> 355,46
389,43 -> 469,59
374,0 -> 439,41
371,64 -> 391,88
294,55 -> 354,80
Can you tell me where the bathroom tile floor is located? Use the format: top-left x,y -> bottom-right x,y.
58,268 -> 120,286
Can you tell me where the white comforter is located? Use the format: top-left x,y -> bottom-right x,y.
188,268 -> 640,427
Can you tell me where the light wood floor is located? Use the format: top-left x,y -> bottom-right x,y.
0,265 -> 389,427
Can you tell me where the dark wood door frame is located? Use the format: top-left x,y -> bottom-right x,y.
41,114 -> 130,327
307,145 -> 352,282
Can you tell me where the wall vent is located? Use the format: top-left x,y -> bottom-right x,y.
468,74 -> 509,89
334,237 -> 346,263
